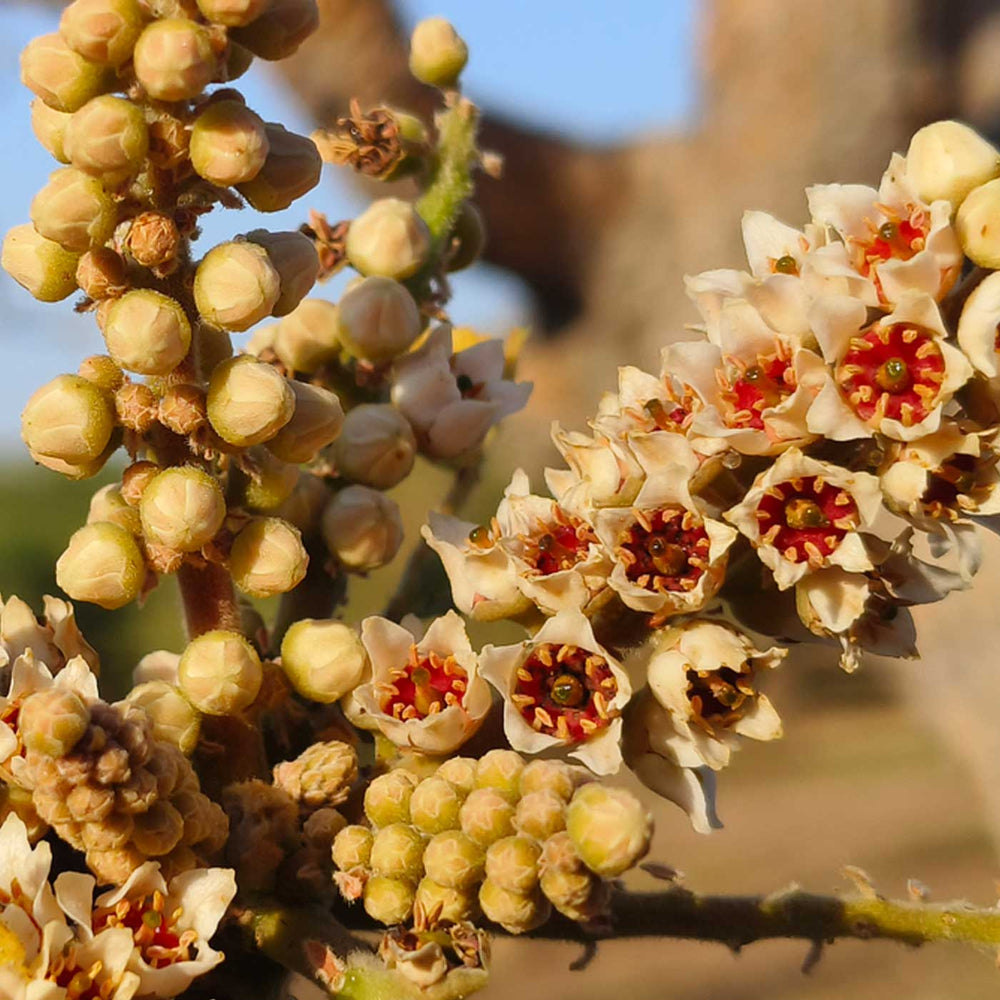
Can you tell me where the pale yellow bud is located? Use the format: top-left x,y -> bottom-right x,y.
103,289 -> 192,375
230,0 -> 318,60
20,688 -> 91,757
21,33 -> 113,113
336,276 -> 422,363
229,516 -> 308,597
334,404 -> 416,490
190,100 -> 269,186
364,769 -> 418,827
957,178 -> 1000,267
435,757 -> 477,795
243,449 -> 300,512
207,355 -> 295,445
460,788 -> 515,847
346,199 -> 430,281
88,483 -> 141,534
321,485 -> 403,571
194,240 -> 281,331
565,784 -> 652,878
76,248 -> 128,300
475,749 -> 524,801
514,791 -> 566,842
245,229 -> 319,317
363,875 -> 414,925
65,95 -> 149,185
236,123 -> 322,212
519,760 -> 575,801
30,167 -> 117,252
178,629 -> 263,715
158,384 -> 207,437
22,373 -> 114,464
332,824 -> 373,870
267,380 -> 344,464
78,353 -> 125,391
2,224 -> 80,302
139,465 -> 226,552
906,120 -> 1000,209
485,836 -> 541,894
196,0 -> 266,26
423,830 -> 484,890
410,777 -> 464,835
56,522 -> 145,609
280,617 -> 367,703
409,17 -> 468,89
60,0 -> 146,66
370,822 -> 426,882
126,680 -> 201,755
414,877 -> 478,924
273,298 -> 340,373
133,19 -> 217,102
31,100 -> 72,163
132,799 -> 185,856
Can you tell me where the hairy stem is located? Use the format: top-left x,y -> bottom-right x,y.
177,559 -> 241,639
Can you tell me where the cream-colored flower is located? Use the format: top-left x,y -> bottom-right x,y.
546,423 -> 646,513
957,271 -> 1000,377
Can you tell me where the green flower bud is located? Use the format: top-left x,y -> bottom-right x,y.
906,120 -> 1000,209
459,788 -> 516,848
126,680 -> 201,755
478,880 -> 549,934
519,760 -> 575,801
131,799 -> 185,856
196,0 -> 266,26
336,276 -> 422,363
56,522 -> 145,609
320,485 -> 403,571
514,791 -> 566,842
2,224 -> 80,302
370,822 -> 425,882
20,688 -> 91,757
409,777 -> 464,835
435,756 -> 478,795
30,167 -> 116,252
363,875 -> 414,925
88,483 -> 140,534
408,17 -> 468,89
133,19 -> 217,102
229,516 -> 308,598
537,830 -> 582,874
364,769 -> 418,828
539,867 -> 605,922
60,0 -> 146,66
266,380 -> 344,464
345,200 -> 430,281
139,465 -> 226,552
565,784 -> 652,878
21,33 -> 113,113
333,404 -> 416,491
332,824 -> 373,870
78,354 -> 125,391
280,617 -> 367,703
414,877 -> 478,924
957,178 -> 1000,268
190,100 -> 269,186
65,95 -> 149,185
475,749 -> 524,801
236,123 -> 321,212
31,100 -> 72,163
21,373 -> 114,464
273,298 -> 340,373
486,836 -> 542,899
243,449 -> 300,512
103,289 -> 192,376
207,355 -> 294,445
194,240 -> 282,332
30,447 -> 114,482
446,202 -> 485,272
245,230 -> 318,318
230,0 -> 318,60
76,248 -> 128,300
422,830 -> 484,890
178,629 -> 262,715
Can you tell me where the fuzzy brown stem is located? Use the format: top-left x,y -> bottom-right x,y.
178,560 -> 242,638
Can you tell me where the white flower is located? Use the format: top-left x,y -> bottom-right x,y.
479,611 -> 631,775
354,612 -> 492,754
546,423 -> 646,513
957,271 -> 1000,377
724,448 -> 883,589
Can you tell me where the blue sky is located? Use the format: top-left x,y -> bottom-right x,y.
0,0 -> 697,448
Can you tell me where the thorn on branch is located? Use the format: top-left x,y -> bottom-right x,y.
568,939 -> 598,972
801,939 -> 824,974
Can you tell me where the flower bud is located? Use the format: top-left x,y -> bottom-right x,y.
236,123 -> 321,212
22,373 -> 114,464
539,866 -> 605,922
345,199 -> 430,281
178,629 -> 262,715
320,485 -> 403,571
370,823 -> 426,882
115,382 -> 158,433
78,354 -> 125,392
519,760 -> 575,801
414,877 -> 478,924
364,769 -> 418,828
245,229 -> 318,317
190,100 -> 269,186
475,749 -> 524,801
446,202 -> 485,272
207,355 -> 294,445
363,875 -> 414,925
266,380 -> 344,464
30,167 -> 116,252
274,471 -> 327,533
478,880 -> 548,934
103,289 -> 192,375
20,688 -> 91,757
139,465 -> 226,552
224,40 -> 254,81
565,784 -> 651,878
422,830 -> 483,890
127,211 -> 180,270
332,824 -> 373,871
485,836 -> 540,894
195,241 -> 281,331
147,110 -> 190,169
230,0 -> 318,60
21,33 -> 113,113
435,756 -> 477,795
132,800 -> 185,858
121,459 -> 159,505
60,0 -> 146,66
65,95 -> 149,185
514,791 -> 566,842
459,788 -> 516,848
333,404 -> 416,490
76,248 -> 128,300
31,100 -> 72,163
336,276 -> 422,363
273,740 -> 357,808
196,0 -> 266,26
957,178 -> 1000,268
280,617 -> 367,703
408,17 -> 467,89
273,297 -> 340,373
133,19 -> 217,102
906,120 -> 1000,209
56,522 -> 146,609
2,224 -> 80,302
88,483 -> 141,533
242,449 -> 299,512
409,777 -> 464,835
229,516 -> 308,597
158,384 -> 208,437
126,680 -> 201,755
195,324 -> 234,376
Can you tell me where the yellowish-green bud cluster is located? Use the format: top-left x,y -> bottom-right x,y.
345,199 -> 431,281
333,404 -> 416,490
103,289 -> 192,375
139,465 -> 226,552
20,688 -> 91,757
2,224 -> 80,302
178,628 -> 263,715
207,355 -> 294,445
321,485 -> 403,571
279,617 -> 367,703
56,522 -> 145,609
229,516 -> 308,598
408,17 -> 468,89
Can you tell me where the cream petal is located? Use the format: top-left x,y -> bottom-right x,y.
132,650 -> 181,687
957,271 -> 1000,376
360,616 -> 420,683
631,755 -> 721,834
731,694 -> 783,741
806,182 -> 879,240
808,294 -> 867,365
168,867 -> 237,941
568,718 -> 623,775
54,871 -> 96,937
741,210 -> 807,278
501,698 -> 562,755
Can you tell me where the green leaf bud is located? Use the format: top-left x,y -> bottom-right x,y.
332,824 -> 373,870
370,822 -> 426,882
139,465 -> 226,552
30,167 -> 116,252
206,355 -> 294,445
133,19 -> 217,102
76,248 -> 128,300
178,629 -> 262,715
60,0 -> 146,66
363,875 -> 414,925
125,680 -> 201,755
514,790 -> 566,842
459,788 -> 516,848
345,200 -> 430,281
409,776 -> 464,835
435,756 -> 478,795
320,485 -> 403,571
20,33 -> 113,113
194,241 -> 281,332
196,0 -> 266,25
280,617 -> 367,703
336,276 -> 422,363
31,100 -> 72,163
485,835 -> 541,894
478,879 -> 549,934
229,516 -> 308,598
475,748 -> 525,801
56,521 -> 145,609
78,354 -> 125,391
2,224 -> 80,302
422,830 -> 484,890
957,177 -> 1000,268
245,229 -> 318,318
230,0 -> 318,60
333,404 -> 416,490
364,769 -> 419,828
21,373 -> 114,464
190,100 -> 269,186
103,289 -> 192,376
445,202 -> 485,272
88,483 -> 141,534
408,17 -> 468,89
273,298 -> 340,373
906,120 -> 1000,209
243,449 -> 300,512
414,876 -> 478,924
65,95 -> 149,185
236,123 -> 321,212
266,380 -> 344,464
20,687 -> 91,757
565,783 -> 652,878
519,759 -> 575,801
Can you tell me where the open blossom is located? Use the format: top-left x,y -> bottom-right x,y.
479,611 -> 631,775
354,612 -> 491,754
546,423 -> 646,512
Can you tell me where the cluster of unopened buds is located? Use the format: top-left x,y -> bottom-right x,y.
3,1 -> 1000,996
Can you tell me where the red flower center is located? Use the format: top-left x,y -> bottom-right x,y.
719,345 -> 796,430
92,891 -> 190,971
378,645 -> 468,721
617,506 -> 711,593
853,213 -> 928,277
518,510 -> 596,576
686,664 -> 756,735
921,453 -> 996,519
